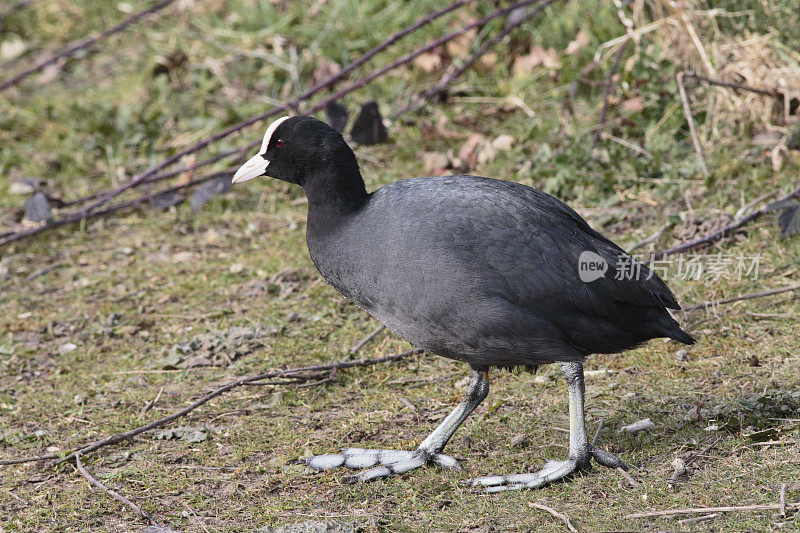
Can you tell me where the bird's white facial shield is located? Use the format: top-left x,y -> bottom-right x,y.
232,116 -> 290,184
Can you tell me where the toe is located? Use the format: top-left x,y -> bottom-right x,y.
345,465 -> 393,483
591,448 -> 627,469
431,453 -> 460,469
305,454 -> 345,470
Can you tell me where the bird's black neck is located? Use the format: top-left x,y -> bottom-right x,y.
303,165 -> 369,225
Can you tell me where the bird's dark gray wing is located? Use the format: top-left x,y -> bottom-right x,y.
420,176 -> 681,316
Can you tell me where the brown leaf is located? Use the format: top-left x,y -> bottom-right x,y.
458,134 -> 484,169
413,52 -> 442,73
421,152 -> 450,175
446,27 -> 477,58
512,45 -> 561,75
565,29 -> 590,55
621,96 -> 644,113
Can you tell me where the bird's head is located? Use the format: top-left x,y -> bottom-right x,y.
232,115 -> 359,189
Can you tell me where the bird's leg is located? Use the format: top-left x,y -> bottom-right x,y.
467,361 -> 626,492
305,365 -> 489,482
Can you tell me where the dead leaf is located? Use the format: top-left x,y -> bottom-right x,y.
312,58 -> 340,86
480,52 -> 498,70
492,134 -> 515,151
458,134 -> 484,169
421,152 -> 450,175
177,154 -> 197,185
621,96 -> 644,113
414,52 -> 442,73
772,145 -> 786,171
512,45 -> 561,75
446,27 -> 476,58
565,29 -> 589,55
36,62 -> 61,85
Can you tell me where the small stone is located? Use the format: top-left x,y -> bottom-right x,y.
120,247 -> 134,255
675,348 -> 689,362
59,342 -> 77,354
229,263 -> 245,274
73,394 -> 87,405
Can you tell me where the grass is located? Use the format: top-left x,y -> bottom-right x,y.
1,0 -> 800,531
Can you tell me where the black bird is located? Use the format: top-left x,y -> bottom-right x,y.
232,116 -> 694,491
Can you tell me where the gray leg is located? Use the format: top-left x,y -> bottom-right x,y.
468,360 -> 626,492
305,366 -> 490,482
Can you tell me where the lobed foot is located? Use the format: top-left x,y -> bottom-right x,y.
467,447 -> 627,493
304,447 -> 460,482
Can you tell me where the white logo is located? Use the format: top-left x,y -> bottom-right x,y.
578,251 -> 608,282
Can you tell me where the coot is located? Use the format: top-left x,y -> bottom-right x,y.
232,115 -> 694,491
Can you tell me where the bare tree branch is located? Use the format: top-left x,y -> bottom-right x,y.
74,453 -> 156,525
646,183 -> 800,262
0,0 -> 177,91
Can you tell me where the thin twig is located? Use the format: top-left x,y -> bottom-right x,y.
529,502 -> 579,533
780,483 -> 787,517
646,182 -> 800,262
61,149 -> 239,208
0,0 -> 38,19
667,436 -> 722,487
683,71 -> 784,99
626,502 -> 800,519
138,385 -> 165,419
617,467 -> 639,487
74,453 -> 155,525
591,38 -> 628,150
350,325 -> 387,354
682,283 -> 800,312
627,223 -> 672,253
0,0 -> 177,91
591,418 -> 604,446
677,514 -> 718,525
676,71 -> 709,177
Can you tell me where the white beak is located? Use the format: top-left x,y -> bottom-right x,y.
232,154 -> 269,184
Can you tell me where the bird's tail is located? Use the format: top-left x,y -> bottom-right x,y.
669,327 -> 696,345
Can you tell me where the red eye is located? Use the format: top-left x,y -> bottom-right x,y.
276,139 -> 284,148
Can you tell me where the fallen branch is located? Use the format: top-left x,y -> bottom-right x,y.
0,349 -> 421,466
616,466 -> 639,488
0,0 -> 473,247
307,0 -> 552,118
75,453 -> 155,525
683,71 -> 784,99
392,0 -> 557,118
0,0 -> 38,19
60,148 -> 239,208
667,436 -> 722,488
0,169 -> 232,246
591,38 -> 629,150
676,71 -> 709,177
0,0 -> 177,92
626,502 -> 800,519
627,222 -> 673,253
529,502 -> 578,533
647,182 -> 800,262
682,283 -> 800,312
350,325 -> 387,354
